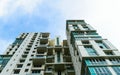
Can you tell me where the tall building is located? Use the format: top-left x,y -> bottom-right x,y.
0,33 -> 75,75
66,20 -> 120,75
0,20 -> 120,75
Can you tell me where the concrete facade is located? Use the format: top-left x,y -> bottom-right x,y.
0,20 -> 120,75
66,20 -> 120,75
0,33 -> 75,75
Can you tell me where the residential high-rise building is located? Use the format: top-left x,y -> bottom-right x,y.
0,32 -> 75,75
0,20 -> 120,75
66,20 -> 120,75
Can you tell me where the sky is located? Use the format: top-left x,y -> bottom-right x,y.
0,0 -> 120,53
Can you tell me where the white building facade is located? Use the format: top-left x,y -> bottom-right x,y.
66,20 -> 120,75
0,20 -> 120,75
0,33 -> 75,75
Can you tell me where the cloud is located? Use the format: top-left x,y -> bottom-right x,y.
0,0 -> 43,17
0,0 -> 120,53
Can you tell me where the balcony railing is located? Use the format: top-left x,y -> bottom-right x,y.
26,73 -> 42,75
32,56 -> 46,64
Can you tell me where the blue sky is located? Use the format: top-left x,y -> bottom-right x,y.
0,0 -> 120,53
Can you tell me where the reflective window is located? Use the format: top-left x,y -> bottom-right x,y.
88,67 -> 112,75
85,58 -> 107,65
112,67 -> 120,74
73,25 -> 79,29
109,58 -> 120,64
57,52 -> 61,62
84,46 -> 97,56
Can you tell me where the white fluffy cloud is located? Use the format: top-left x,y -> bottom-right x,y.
0,0 -> 43,16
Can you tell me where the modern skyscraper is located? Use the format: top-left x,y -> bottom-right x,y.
0,20 -> 120,75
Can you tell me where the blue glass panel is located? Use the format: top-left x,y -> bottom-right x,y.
112,67 -> 120,74
85,60 -> 91,65
88,67 -> 96,75
85,47 -> 97,56
88,67 -> 112,75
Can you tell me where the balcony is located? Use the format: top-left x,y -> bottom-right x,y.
26,73 -> 42,75
40,38 -> 48,44
67,70 -> 75,75
32,55 -> 46,64
44,71 -> 53,75
65,65 -> 75,75
41,33 -> 49,38
46,55 -> 54,63
44,69 -> 53,75
63,40 -> 68,46
37,45 -> 47,53
54,47 -> 62,52
47,47 -> 53,55
44,65 -> 53,75
54,63 -> 65,71
63,56 -> 72,62
32,64 -> 43,69
64,47 -> 70,55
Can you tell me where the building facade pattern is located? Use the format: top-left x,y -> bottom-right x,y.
0,20 -> 120,75
0,33 -> 75,75
66,20 -> 120,75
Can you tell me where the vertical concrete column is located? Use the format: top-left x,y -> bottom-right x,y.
75,40 -> 82,46
60,52 -> 63,62
78,24 -> 85,30
68,25 -> 75,31
108,67 -> 117,75
55,52 -> 57,63
106,59 -> 112,65
78,46 -> 89,57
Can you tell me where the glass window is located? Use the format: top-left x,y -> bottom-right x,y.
104,51 -> 114,55
85,58 -> 106,66
112,67 -> 120,74
12,39 -> 24,45
86,31 -> 98,35
14,69 -> 20,74
0,60 -> 3,64
17,64 -> 23,68
25,69 -> 28,72
32,70 -> 41,73
57,52 -> 61,62
84,46 -> 97,56
58,71 -> 61,75
109,58 -> 120,64
88,67 -> 112,75
57,37 -> 59,45
73,25 -> 79,29
81,25 -> 90,30
82,41 -> 89,44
